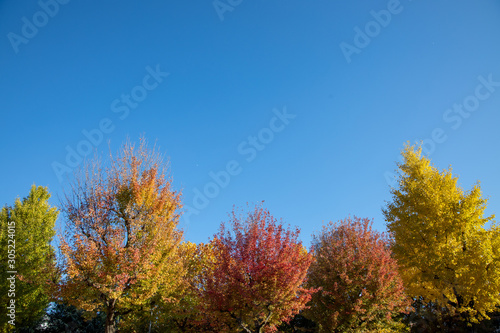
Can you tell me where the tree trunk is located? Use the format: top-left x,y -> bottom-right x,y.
105,301 -> 116,333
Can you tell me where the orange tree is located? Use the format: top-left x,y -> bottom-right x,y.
57,139 -> 183,333
306,217 -> 411,332
199,204 -> 315,333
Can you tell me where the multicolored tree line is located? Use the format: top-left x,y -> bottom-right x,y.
1,140 -> 499,332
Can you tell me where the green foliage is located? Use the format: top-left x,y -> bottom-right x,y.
383,144 -> 500,325
0,185 -> 59,331
277,313 -> 317,332
17,302 -> 105,333
403,299 -> 500,332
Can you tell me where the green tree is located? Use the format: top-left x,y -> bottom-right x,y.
383,144 -> 500,326
277,313 -> 317,333
24,302 -> 105,333
0,185 -> 59,331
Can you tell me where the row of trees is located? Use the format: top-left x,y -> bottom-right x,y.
1,140 -> 499,332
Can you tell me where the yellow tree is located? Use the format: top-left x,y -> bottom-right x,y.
57,139 -> 184,333
120,241 -> 220,332
166,242 -> 222,332
383,144 -> 500,325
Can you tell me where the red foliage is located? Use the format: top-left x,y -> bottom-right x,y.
306,216 -> 411,332
199,204 -> 315,333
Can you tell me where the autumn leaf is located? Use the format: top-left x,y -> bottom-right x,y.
198,204 -> 315,333
383,143 -> 500,324
306,216 -> 411,333
57,138 -> 184,333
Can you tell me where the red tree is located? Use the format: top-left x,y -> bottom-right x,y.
199,205 -> 315,333
306,217 -> 411,332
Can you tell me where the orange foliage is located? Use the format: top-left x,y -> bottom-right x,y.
57,139 -> 183,332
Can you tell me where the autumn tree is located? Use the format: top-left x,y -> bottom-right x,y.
383,144 -> 500,326
199,204 -> 315,333
57,139 -> 184,333
305,216 -> 411,332
120,242 -> 219,333
163,242 -> 222,332
0,185 -> 59,331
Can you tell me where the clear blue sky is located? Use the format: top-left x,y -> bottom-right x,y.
1,0 -> 500,246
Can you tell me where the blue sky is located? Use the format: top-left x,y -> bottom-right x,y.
1,0 -> 500,246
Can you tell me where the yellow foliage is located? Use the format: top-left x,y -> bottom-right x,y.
383,144 -> 500,323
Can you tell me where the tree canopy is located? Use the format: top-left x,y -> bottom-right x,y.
198,205 -> 315,333
306,216 -> 411,332
383,144 -> 500,324
0,185 -> 59,331
5,139 -> 500,332
57,139 -> 184,333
